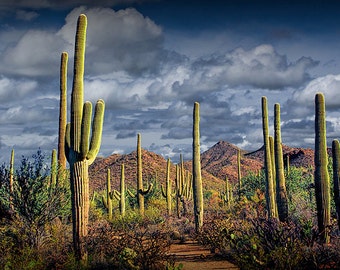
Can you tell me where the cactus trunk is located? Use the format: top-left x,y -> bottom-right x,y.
161,158 -> 172,215
332,139 -> 340,230
192,102 -> 203,232
314,93 -> 330,243
274,103 -> 288,222
9,149 -> 14,212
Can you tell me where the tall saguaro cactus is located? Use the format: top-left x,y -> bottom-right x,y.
64,14 -> 105,262
314,93 -> 330,243
9,149 -> 14,211
161,158 -> 173,215
102,169 -> 113,220
261,96 -> 277,219
237,149 -> 242,199
135,133 -> 152,216
192,102 -> 203,232
332,139 -> 340,230
274,103 -> 288,222
58,52 -> 68,169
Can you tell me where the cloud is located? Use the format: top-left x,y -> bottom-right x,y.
0,76 -> 38,102
15,10 -> 39,21
292,74 -> 340,110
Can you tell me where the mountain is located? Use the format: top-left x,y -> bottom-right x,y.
89,140 -> 316,193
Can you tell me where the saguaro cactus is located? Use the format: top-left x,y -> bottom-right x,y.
332,139 -> 340,230
135,133 -> 152,216
161,158 -> 173,215
64,14 -> 105,262
102,169 -> 113,220
9,149 -> 14,211
237,149 -> 242,199
192,102 -> 203,232
58,52 -> 68,169
314,93 -> 330,243
261,96 -> 277,219
274,103 -> 288,222
112,163 -> 126,216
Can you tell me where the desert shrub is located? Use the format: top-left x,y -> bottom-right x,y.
0,150 -> 70,249
87,218 -> 172,269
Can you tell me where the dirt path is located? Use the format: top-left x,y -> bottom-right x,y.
168,241 -> 239,270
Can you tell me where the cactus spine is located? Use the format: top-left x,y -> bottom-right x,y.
58,52 -> 67,169
332,139 -> 340,230
161,158 -> 172,215
261,96 -> 277,219
314,93 -> 330,243
274,103 -> 288,222
192,102 -> 203,232
64,14 -> 105,262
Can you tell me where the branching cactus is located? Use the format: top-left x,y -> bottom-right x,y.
332,139 -> 340,230
274,103 -> 288,222
102,169 -> 113,220
192,102 -> 203,232
261,96 -> 277,219
64,14 -> 105,262
131,133 -> 153,216
112,163 -> 126,216
161,158 -> 173,215
314,93 -> 330,243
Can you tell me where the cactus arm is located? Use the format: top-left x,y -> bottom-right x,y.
65,123 -> 71,161
161,185 -> 167,198
127,188 -> 136,198
80,102 -> 92,160
70,14 -> 86,155
140,183 -> 153,195
58,52 -> 68,168
87,99 -> 105,164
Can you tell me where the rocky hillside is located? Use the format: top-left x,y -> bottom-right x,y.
89,140 -> 316,193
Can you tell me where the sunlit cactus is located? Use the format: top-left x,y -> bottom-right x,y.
192,102 -> 203,232
64,14 -> 105,262
261,96 -> 277,219
314,92 -> 330,244
274,103 -> 288,222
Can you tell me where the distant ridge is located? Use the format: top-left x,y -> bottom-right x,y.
89,140 -> 316,192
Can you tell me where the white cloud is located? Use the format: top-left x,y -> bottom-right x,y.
292,74 -> 340,110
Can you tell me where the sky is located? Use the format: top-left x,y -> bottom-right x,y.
0,0 -> 340,164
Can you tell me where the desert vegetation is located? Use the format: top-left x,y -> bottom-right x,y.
0,13 -> 340,270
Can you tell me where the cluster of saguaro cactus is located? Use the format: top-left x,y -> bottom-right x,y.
128,133 -> 153,216
192,102 -> 203,232
161,158 -> 174,215
220,176 -> 233,208
314,93 -> 330,244
174,155 -> 193,218
64,14 -> 105,262
261,96 -> 277,219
